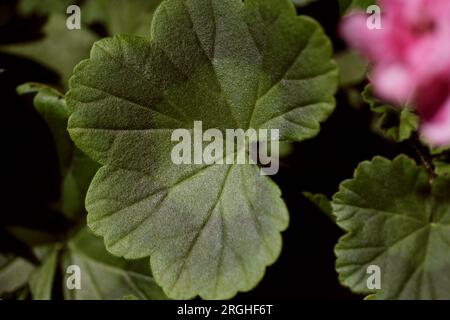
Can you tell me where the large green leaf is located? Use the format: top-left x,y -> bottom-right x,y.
333,155 -> 450,299
67,0 -> 337,299
62,228 -> 167,300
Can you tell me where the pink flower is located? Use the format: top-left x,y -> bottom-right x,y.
340,0 -> 450,146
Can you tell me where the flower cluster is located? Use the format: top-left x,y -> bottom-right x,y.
340,0 -> 450,146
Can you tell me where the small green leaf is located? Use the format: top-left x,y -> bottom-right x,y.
1,15 -> 98,85
0,254 -> 35,296
67,0 -> 337,299
63,228 -> 167,300
6,227 -> 61,247
29,246 -> 60,300
363,85 -> 419,142
333,155 -> 450,299
83,0 -> 163,38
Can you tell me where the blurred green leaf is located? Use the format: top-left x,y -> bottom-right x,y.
17,83 -> 72,175
83,0 -> 162,38
17,83 -> 100,220
6,227 -> 61,247
29,245 -> 60,300
1,14 -> 98,85
0,253 -> 35,296
62,228 -> 167,300
335,50 -> 368,88
18,0 -> 76,16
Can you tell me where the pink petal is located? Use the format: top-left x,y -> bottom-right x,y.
371,64 -> 416,104
339,12 -> 387,61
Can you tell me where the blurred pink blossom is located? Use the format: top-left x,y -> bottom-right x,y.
340,0 -> 450,146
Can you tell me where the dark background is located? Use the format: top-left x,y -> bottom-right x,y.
0,0 -> 419,300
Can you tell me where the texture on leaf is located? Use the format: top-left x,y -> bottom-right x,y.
67,0 -> 337,299
333,155 -> 450,299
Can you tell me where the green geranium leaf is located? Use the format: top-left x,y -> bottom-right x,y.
339,0 -> 376,15
29,246 -> 60,300
363,85 -> 419,142
1,15 -> 98,85
63,228 -> 167,300
83,0 -> 163,38
333,155 -> 450,299
67,0 -> 337,299
18,83 -> 100,220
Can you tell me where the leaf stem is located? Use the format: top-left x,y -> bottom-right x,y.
410,133 -> 435,184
